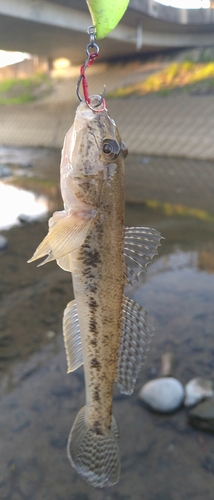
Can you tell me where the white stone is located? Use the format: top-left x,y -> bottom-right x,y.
184,377 -> 214,407
0,235 -> 8,251
139,377 -> 184,413
161,351 -> 176,377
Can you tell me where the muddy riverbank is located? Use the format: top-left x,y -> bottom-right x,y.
0,146 -> 214,500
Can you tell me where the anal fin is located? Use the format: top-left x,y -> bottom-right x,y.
116,296 -> 154,395
124,226 -> 163,285
63,300 -> 83,373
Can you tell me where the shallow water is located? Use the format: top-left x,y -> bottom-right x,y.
0,146 -> 55,230
0,182 -> 48,230
0,147 -> 214,500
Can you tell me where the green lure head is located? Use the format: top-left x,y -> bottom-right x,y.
86,0 -> 130,40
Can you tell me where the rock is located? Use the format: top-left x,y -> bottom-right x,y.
184,377 -> 213,407
148,366 -> 158,378
18,213 -> 40,223
0,349 -> 20,361
50,433 -> 67,449
18,213 -> 32,223
0,333 -> 12,347
51,385 -> 73,398
45,330 -> 56,340
0,479 -> 11,498
188,398 -> 214,434
69,494 -> 90,500
202,455 -> 214,473
0,235 -> 8,251
11,494 -> 23,500
31,400 -> 43,413
0,164 -> 11,178
139,156 -> 149,164
161,352 -> 176,377
19,458 -> 43,497
18,213 -> 46,224
22,162 -> 32,169
12,410 -> 31,432
139,377 -> 184,413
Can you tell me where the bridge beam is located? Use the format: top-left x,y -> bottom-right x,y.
0,0 -> 136,43
0,0 -> 214,61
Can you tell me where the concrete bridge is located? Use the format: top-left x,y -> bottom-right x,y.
0,0 -> 214,64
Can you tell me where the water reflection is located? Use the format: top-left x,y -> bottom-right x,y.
128,248 -> 214,280
0,145 -> 54,230
0,181 -> 48,229
0,145 -> 49,166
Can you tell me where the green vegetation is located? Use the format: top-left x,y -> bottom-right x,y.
0,73 -> 52,105
146,199 -> 214,223
109,61 -> 214,98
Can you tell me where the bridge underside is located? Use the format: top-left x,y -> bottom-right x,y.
0,0 -> 214,63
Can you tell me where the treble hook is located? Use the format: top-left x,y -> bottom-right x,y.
76,28 -> 106,112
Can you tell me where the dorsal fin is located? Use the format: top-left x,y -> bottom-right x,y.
124,226 -> 162,285
116,295 -> 154,395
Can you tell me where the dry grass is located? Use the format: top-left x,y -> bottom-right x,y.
109,61 -> 214,97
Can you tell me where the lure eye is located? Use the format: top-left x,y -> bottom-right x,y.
102,139 -> 120,161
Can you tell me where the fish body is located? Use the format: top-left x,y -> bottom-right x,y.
64,100 -> 126,486
28,96 -> 162,488
71,159 -> 124,431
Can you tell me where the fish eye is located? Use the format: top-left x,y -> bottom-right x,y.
103,143 -> 113,155
102,139 -> 120,160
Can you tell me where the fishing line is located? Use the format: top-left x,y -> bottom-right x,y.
76,26 -> 106,113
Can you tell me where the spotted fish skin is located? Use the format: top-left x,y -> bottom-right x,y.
71,153 -> 125,434
28,97 -> 162,488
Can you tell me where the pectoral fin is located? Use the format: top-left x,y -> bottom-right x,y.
57,254 -> 74,272
28,210 -> 96,265
116,296 -> 154,395
63,300 -> 83,373
124,226 -> 162,285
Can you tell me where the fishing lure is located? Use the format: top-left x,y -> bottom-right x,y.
86,0 -> 130,39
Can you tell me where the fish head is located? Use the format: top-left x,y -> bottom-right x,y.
60,96 -> 127,211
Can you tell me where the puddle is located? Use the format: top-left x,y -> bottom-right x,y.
0,145 -> 60,230
128,249 -> 214,374
0,182 -> 48,229
0,145 -> 50,166
0,148 -> 214,500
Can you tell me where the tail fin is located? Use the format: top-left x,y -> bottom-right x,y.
67,406 -> 120,488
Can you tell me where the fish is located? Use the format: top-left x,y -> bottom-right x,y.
28,95 -> 162,488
